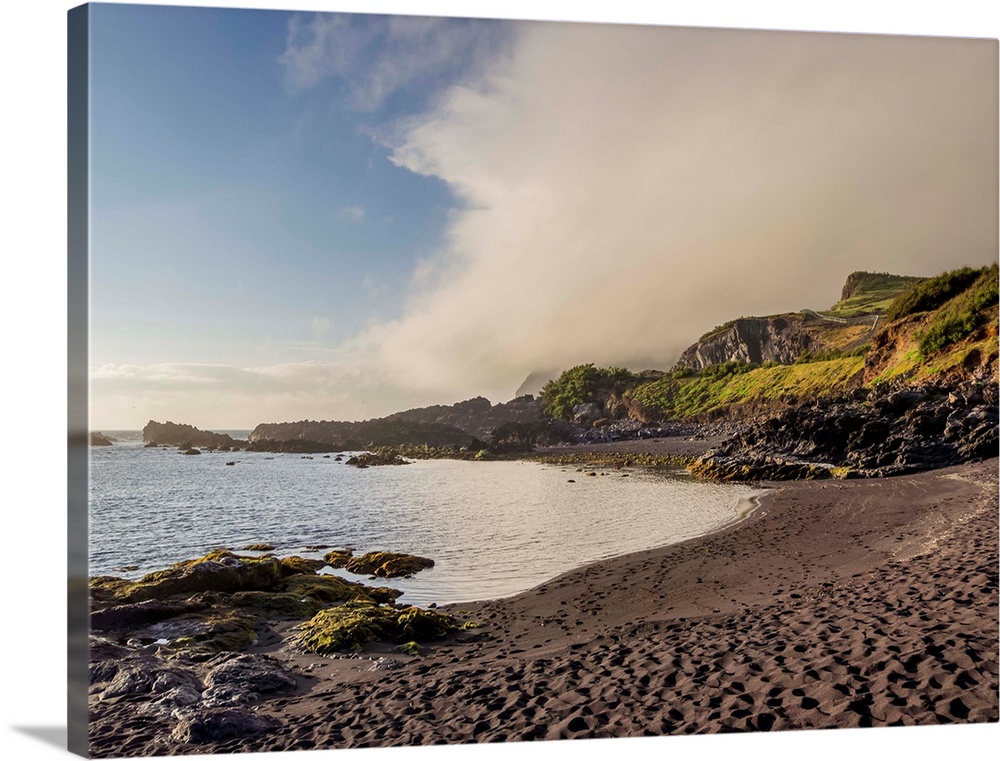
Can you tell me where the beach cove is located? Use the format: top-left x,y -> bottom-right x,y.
87,455 -> 999,756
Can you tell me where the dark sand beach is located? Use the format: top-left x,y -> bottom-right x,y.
89,456 -> 999,756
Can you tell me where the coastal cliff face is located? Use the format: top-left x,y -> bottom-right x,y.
675,315 -> 815,370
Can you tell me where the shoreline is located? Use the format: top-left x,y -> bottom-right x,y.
88,456 -> 999,756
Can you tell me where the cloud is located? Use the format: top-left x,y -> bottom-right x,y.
337,204 -> 365,223
90,358 -> 432,429
358,23 -> 997,402
280,13 -> 508,111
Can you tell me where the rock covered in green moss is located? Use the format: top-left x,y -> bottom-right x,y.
289,602 -> 466,654
89,550 -> 408,653
322,549 -> 353,568
90,551 -> 335,607
322,548 -> 435,578
344,551 -> 435,578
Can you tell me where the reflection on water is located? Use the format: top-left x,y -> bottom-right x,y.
90,441 -> 757,605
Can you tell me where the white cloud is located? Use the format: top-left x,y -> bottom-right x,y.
280,13 -> 506,111
337,204 -> 365,222
358,23 -> 997,402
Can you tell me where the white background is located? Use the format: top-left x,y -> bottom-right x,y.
1,2 -> 997,760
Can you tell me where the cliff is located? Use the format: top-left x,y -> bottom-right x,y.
674,315 -> 815,370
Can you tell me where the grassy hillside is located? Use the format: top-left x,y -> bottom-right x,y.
539,264 -> 997,424
828,271 -> 924,316
626,356 -> 865,420
867,264 -> 998,384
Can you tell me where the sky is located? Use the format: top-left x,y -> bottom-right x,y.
87,2 -> 998,429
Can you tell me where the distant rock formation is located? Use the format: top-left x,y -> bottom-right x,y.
514,370 -> 558,398
248,396 -> 542,449
91,432 -> 114,446
839,271 -> 922,304
248,419 -> 474,450
142,421 -> 241,451
382,395 -> 542,439
674,315 -> 815,370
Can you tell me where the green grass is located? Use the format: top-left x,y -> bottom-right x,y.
626,356 -> 865,419
916,266 -> 998,355
885,266 -> 989,321
829,272 -> 924,316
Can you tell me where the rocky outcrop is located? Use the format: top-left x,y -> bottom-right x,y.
91,432 -> 114,446
143,421 -> 241,451
89,645 -> 294,746
247,396 -> 542,449
345,452 -> 410,467
243,438 -> 333,454
675,315 -> 815,370
488,419 -> 578,452
329,550 -> 435,579
385,395 -> 543,438
247,418 -> 474,450
689,377 -> 998,481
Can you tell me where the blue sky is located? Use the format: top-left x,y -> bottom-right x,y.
86,3 -> 998,429
90,4 -> 488,369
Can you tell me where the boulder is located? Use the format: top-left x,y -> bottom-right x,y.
170,706 -> 280,744
344,551 -> 435,579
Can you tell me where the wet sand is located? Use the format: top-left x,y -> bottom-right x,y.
90,458 -> 999,755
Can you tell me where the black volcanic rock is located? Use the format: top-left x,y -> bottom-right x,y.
690,377 -> 999,480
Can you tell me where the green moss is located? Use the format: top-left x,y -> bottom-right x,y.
397,641 -> 421,656
228,591 -> 320,619
395,606 -> 461,641
278,556 -> 327,575
278,572 -> 404,606
289,602 -> 400,653
344,551 -> 435,578
289,601 -> 466,654
323,550 -> 353,568
527,451 -> 690,469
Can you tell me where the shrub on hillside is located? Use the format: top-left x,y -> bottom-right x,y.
539,364 -> 639,420
917,265 -> 998,356
886,266 -> 986,321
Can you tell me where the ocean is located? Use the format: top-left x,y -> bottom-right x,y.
89,432 -> 760,606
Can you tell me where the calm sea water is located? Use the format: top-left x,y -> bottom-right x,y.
89,432 -> 760,606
